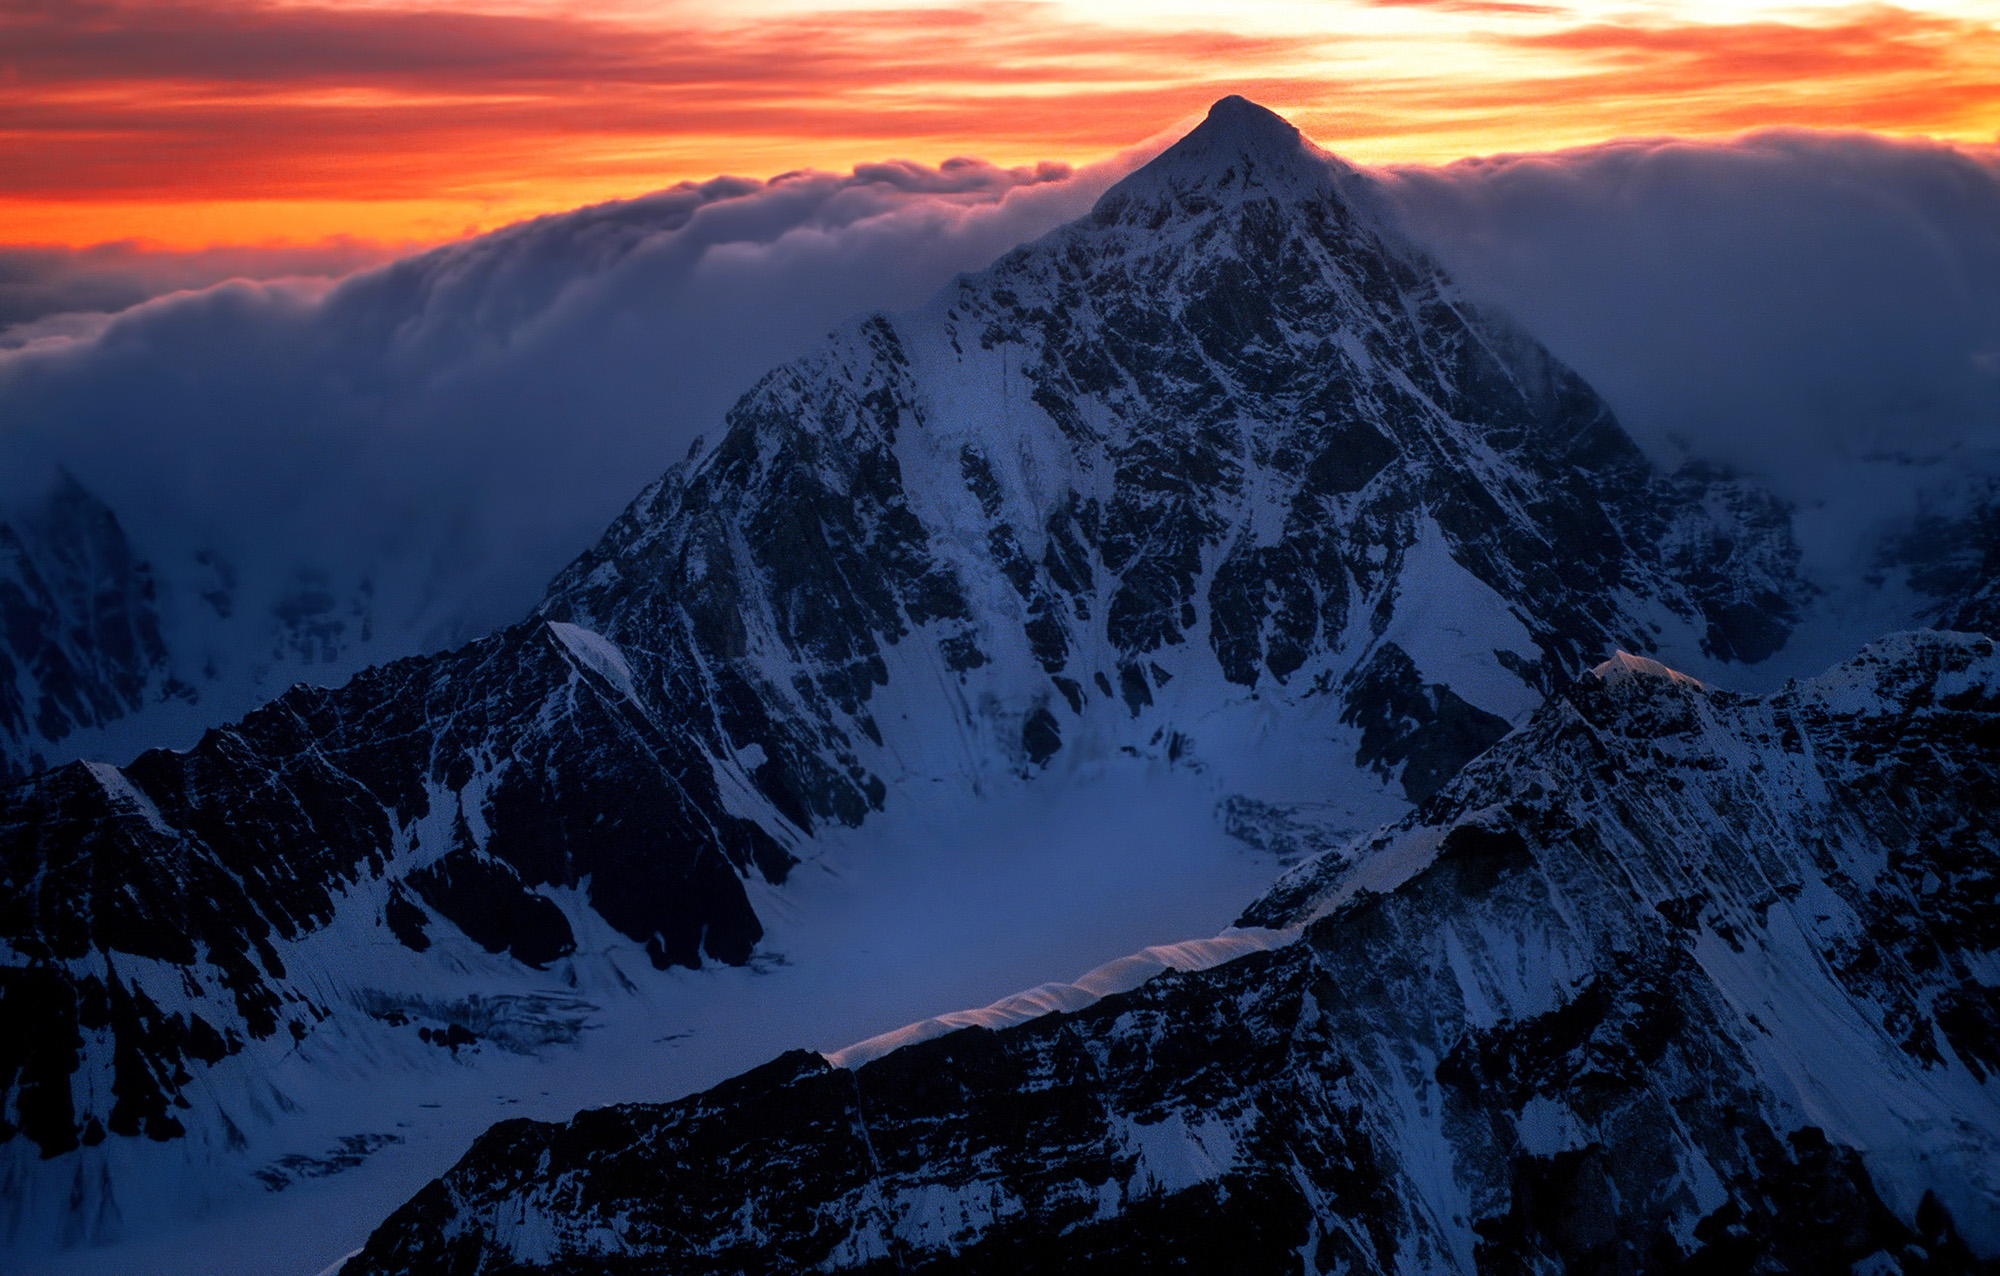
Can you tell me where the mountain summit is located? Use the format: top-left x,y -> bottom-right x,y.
1157,94 -> 1319,171
1096,96 -> 1350,217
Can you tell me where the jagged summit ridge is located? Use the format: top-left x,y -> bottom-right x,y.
347,633 -> 2000,1272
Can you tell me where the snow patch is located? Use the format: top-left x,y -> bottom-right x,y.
544,621 -> 640,702
82,761 -> 177,836
1377,519 -> 1544,721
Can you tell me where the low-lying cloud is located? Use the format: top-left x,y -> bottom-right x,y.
0,148 -> 1145,663
0,238 -> 404,346
1374,129 -> 2000,508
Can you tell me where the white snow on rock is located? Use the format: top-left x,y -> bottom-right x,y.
544,620 -> 641,702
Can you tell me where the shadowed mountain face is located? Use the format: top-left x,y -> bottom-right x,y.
0,474 -> 176,780
349,631 -> 2000,1274
1,98 -> 1810,1253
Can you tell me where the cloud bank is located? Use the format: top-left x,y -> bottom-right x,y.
0,147 -> 1147,681
1372,128 -> 2000,570
0,239 -> 404,346
1378,129 -> 2000,477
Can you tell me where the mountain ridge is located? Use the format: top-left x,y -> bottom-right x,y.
347,628 -> 2000,1272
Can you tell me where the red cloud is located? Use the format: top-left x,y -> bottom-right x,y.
0,1 -> 1332,204
4,0 -> 1997,245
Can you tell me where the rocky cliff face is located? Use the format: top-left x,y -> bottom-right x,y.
0,99 -> 1811,1255
0,473 -> 178,780
1940,501 -> 2000,636
347,630 -> 2000,1274
0,466 -> 446,791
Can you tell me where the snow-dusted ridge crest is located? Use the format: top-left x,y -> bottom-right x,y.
1097,95 -> 1353,206
1591,647 -> 1708,689
825,631 -> 1978,1074
350,629 -> 2000,1272
823,927 -> 1298,1069
4,96 -> 1814,1261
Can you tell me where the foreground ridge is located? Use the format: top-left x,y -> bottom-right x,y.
351,632 -> 2000,1273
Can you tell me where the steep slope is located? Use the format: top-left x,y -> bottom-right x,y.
349,630 -> 2000,1273
0,473 -> 177,780
1939,500 -> 2000,636
1,99 -> 1803,1261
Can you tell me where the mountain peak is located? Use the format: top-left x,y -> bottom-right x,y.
1195,95 -> 1302,147
1591,649 -> 1708,691
1096,96 -> 1346,214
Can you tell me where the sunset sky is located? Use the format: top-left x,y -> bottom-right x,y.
6,0 -> 2000,248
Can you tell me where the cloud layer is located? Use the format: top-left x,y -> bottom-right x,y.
1375,129 -> 2000,511
0,147 -> 1143,665
0,239 -> 403,346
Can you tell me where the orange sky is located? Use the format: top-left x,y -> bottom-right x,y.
5,0 -> 1999,248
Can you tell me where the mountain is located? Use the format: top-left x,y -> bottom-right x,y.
1939,498 -> 2000,635
0,459 -> 453,785
347,629 -> 2000,1273
0,474 -> 176,778
9,115 -> 1997,792
0,461 -> 429,784
0,98 -> 1807,1263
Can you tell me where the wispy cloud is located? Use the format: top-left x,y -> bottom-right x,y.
0,1 -> 1320,230
1360,0 -> 1562,16
1493,6 -> 1999,134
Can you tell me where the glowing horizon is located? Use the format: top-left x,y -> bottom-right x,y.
5,0 -> 1998,249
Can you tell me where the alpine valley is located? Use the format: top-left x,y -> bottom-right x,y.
2,98 -> 1993,1274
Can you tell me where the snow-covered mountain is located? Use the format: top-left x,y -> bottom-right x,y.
347,629 -> 2000,1273
0,474 -> 176,776
0,465 -> 413,782
0,98 -> 1832,1265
